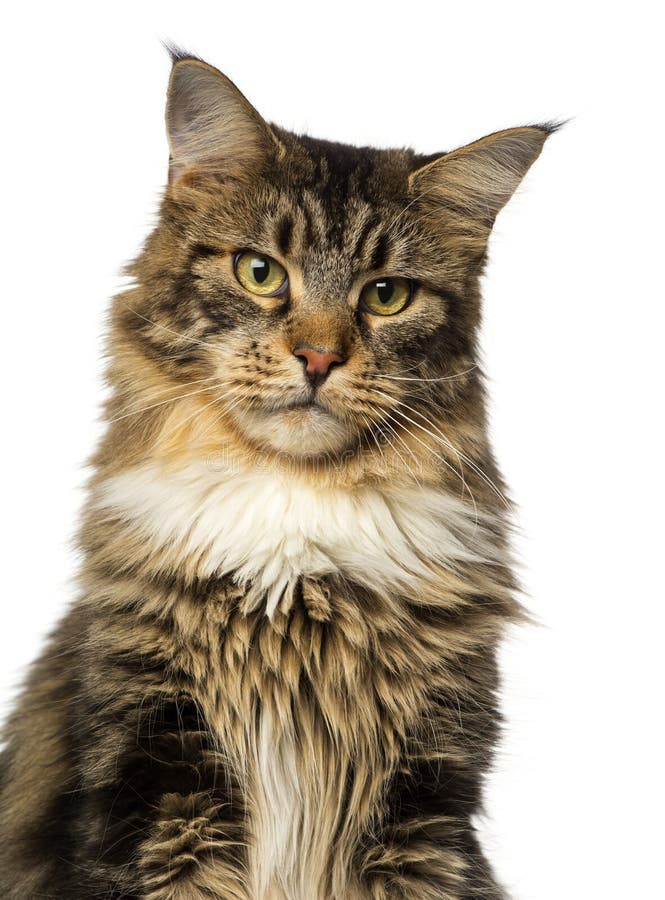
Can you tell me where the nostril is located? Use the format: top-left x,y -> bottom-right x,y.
293,345 -> 345,385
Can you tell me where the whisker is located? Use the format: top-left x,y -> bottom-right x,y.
356,409 -> 388,467
368,365 -> 477,384
368,386 -> 507,508
368,411 -> 424,487
108,377 -> 223,423
192,386 -> 256,444
391,394 -> 508,507
163,390 -> 240,438
366,387 -> 479,512
121,301 -> 219,351
388,408 -> 479,525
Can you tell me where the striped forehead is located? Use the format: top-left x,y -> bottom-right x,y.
273,195 -> 394,276
267,140 -> 412,277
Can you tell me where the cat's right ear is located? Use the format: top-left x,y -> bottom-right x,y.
165,55 -> 283,188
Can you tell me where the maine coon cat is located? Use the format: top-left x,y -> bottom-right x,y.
0,49 -> 554,899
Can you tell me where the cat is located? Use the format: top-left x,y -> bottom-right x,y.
0,48 -> 554,900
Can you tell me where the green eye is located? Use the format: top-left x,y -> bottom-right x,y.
360,277 -> 412,316
234,251 -> 288,296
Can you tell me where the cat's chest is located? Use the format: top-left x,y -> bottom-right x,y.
98,458 -> 489,615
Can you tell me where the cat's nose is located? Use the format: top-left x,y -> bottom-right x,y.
293,345 -> 345,386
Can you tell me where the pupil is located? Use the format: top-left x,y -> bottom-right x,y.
376,279 -> 393,304
251,257 -> 270,283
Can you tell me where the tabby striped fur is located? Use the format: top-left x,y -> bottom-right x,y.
0,50 -> 554,899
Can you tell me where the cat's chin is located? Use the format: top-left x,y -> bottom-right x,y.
233,405 -> 357,458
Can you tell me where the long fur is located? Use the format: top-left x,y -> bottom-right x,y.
0,53 -> 552,899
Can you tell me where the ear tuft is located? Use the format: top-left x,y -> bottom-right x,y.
165,56 -> 282,186
530,119 -> 568,136
161,40 -> 202,66
409,125 -> 555,226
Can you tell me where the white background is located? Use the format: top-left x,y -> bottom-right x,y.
1,2 -> 663,897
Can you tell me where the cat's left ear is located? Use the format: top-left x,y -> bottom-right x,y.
409,125 -> 555,228
165,54 -> 284,187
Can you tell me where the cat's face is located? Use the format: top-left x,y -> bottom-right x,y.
121,55 -> 551,465
140,138 -> 481,458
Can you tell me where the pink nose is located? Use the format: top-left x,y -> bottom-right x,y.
293,345 -> 345,386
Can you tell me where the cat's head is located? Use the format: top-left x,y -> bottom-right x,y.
115,52 -> 552,476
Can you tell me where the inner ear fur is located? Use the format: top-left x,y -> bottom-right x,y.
165,56 -> 284,187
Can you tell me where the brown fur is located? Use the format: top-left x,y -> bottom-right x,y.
0,52 -> 554,898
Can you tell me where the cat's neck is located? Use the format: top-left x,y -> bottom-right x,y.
92,448 -> 501,617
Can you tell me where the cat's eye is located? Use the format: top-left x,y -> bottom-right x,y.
234,251 -> 288,297
360,277 -> 412,316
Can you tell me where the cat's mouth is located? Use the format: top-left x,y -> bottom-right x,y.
281,397 -> 320,411
231,394 -> 357,457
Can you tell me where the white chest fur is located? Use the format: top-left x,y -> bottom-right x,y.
97,457 -> 495,616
